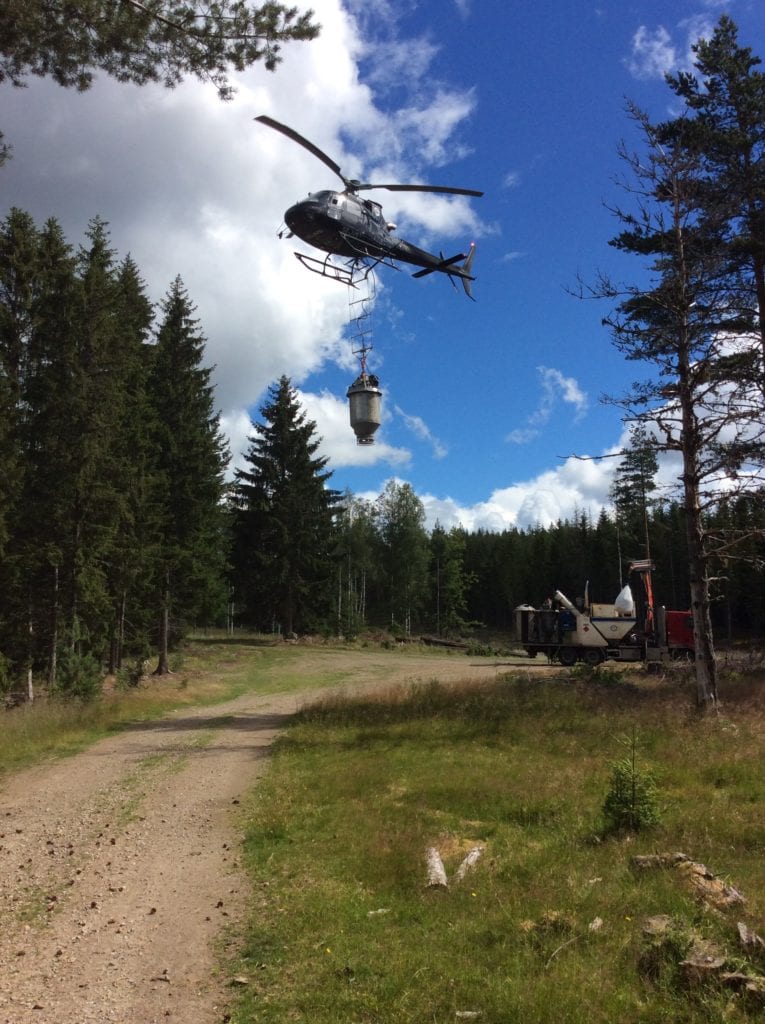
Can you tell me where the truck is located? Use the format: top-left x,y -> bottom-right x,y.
515,561 -> 694,666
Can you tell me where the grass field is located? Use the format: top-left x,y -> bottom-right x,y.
231,664 -> 765,1023
3,640 -> 764,1021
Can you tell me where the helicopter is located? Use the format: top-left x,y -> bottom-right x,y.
255,115 -> 483,297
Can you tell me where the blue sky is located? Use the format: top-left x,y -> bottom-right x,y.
3,0 -> 764,529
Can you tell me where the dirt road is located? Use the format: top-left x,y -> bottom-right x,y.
0,649 -> 512,1024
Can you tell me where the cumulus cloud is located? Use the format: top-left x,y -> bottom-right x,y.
1,0 -> 484,477
506,365 -> 588,444
394,449 -> 615,532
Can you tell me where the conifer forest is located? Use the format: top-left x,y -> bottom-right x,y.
1,204 -> 763,702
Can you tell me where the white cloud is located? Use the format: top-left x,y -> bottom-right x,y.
626,25 -> 678,79
506,365 -> 588,444
626,15 -> 717,82
406,450 -> 615,532
394,405 -> 448,459
679,15 -> 715,66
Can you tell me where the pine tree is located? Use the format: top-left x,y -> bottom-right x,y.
597,104 -> 765,705
148,277 -> 228,672
231,376 -> 338,635
663,16 -> 765,381
1,1 -> 320,163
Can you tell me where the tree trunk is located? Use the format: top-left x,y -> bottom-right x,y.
684,464 -> 718,707
117,591 -> 126,670
27,596 -> 35,703
337,563 -> 342,637
154,571 -> 171,675
48,563 -> 58,690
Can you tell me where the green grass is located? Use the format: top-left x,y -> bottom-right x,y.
232,670 -> 765,1023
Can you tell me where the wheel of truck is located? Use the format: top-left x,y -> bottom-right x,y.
525,646 -> 538,658
582,648 -> 604,667
558,646 -> 578,667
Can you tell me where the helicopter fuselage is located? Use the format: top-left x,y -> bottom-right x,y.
285,190 -> 464,275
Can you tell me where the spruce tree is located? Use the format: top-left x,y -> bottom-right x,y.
56,217 -> 128,686
0,208 -> 40,678
609,423 -> 659,561
106,256 -> 157,672
429,523 -> 474,637
16,217 -> 80,688
148,277 -> 228,673
231,376 -> 338,635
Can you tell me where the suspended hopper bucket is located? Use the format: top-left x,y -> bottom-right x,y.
347,376 -> 382,445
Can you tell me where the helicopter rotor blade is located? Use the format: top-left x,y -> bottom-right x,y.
359,183 -> 484,197
255,115 -> 347,185
255,116 -> 483,198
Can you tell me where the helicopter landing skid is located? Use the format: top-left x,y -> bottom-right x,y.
293,251 -> 360,286
293,251 -> 387,288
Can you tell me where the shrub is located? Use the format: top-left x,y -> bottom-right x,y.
56,649 -> 103,700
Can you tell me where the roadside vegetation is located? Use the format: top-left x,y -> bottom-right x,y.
232,664 -> 765,1023
0,636 -> 504,778
0,636 -> 363,778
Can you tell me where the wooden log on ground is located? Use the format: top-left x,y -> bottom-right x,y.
425,847 -> 448,888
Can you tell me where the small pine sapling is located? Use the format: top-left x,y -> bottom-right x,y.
601,727 -> 660,834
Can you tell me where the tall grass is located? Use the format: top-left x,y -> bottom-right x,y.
233,670 -> 765,1023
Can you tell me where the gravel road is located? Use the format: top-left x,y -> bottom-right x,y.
0,651 -> 511,1024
